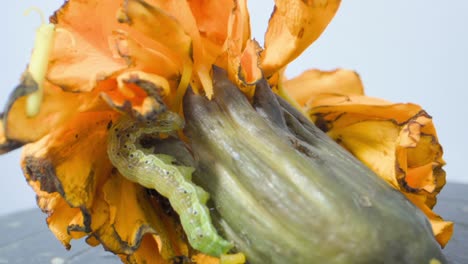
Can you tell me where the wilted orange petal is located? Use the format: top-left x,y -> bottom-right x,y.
407,134 -> 444,169
311,94 -> 393,109
406,163 -> 436,192
307,89 -> 451,246
222,0 -> 251,81
20,108 -> 193,262
46,197 -> 87,244
406,134 -> 446,209
309,98 -> 424,132
261,0 -> 341,76
3,76 -> 108,144
239,40 -> 262,84
230,39 -> 263,97
145,0 -> 201,45
122,234 -> 166,264
405,193 -> 454,247
100,75 -> 171,120
143,0 -> 212,91
283,69 -> 364,106
98,172 -> 173,259
23,111 -> 115,208
327,120 -> 401,188
188,0 -> 234,47
20,111 -> 117,248
48,0 -> 127,92
110,30 -> 181,79
399,114 -> 431,148
25,178 -> 85,248
223,5 -> 246,63
120,0 -> 192,57
236,0 -> 251,50
117,71 -> 170,99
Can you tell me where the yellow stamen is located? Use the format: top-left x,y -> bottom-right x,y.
24,8 -> 55,117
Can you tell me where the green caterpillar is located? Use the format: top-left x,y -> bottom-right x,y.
107,111 -> 233,257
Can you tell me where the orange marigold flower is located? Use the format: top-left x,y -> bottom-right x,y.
0,0 -> 451,263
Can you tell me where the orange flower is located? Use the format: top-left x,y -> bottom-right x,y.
0,0 -> 451,263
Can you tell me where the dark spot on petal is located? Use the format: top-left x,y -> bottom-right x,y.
335,136 -> 343,144
298,27 -> 305,39
23,156 -> 64,195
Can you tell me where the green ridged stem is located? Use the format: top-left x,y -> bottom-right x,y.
182,67 -> 446,264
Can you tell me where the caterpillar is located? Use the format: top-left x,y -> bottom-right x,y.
107,111 -> 233,257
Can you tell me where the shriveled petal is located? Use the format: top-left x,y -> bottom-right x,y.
97,173 -> 187,262
23,112 -> 115,208
120,0 -> 232,99
110,30 -> 181,79
261,0 -> 341,76
305,92 -> 451,246
405,193 -> 454,247
188,0 -> 244,99
21,112 -> 116,248
223,39 -> 263,97
48,0 -> 127,92
283,69 -> 364,106
99,73 -> 169,120
308,98 -> 423,132
120,0 -> 192,58
20,111 -> 194,262
189,0 -> 235,48
144,0 -> 202,46
326,120 -> 402,188
27,180 -> 86,248
239,40 -> 263,86
1,73 -> 108,145
221,0 -> 253,86
142,0 -> 217,97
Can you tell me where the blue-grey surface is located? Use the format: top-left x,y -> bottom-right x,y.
1,1 -> 467,215
0,209 -> 120,264
0,182 -> 465,264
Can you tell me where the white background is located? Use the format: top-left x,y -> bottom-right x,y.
1,1 -> 466,215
